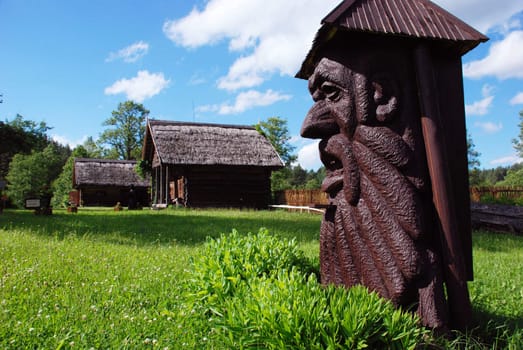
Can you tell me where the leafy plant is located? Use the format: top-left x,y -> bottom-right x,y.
184,228 -> 428,349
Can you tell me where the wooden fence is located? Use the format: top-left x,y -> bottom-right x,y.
275,189 -> 329,207
276,187 -> 523,207
470,186 -> 523,202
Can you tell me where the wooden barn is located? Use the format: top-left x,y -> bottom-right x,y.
73,158 -> 150,207
142,120 -> 284,208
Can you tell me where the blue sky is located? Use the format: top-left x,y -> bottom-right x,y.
1,0 -> 523,170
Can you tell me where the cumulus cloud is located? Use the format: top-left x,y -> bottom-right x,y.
51,134 -> 88,148
490,154 -> 522,166
104,70 -> 170,102
465,84 -> 494,116
106,41 -> 149,63
433,0 -> 523,34
510,92 -> 523,105
474,121 -> 503,133
297,140 -> 322,170
197,89 -> 291,115
163,0 -> 339,91
463,31 -> 523,80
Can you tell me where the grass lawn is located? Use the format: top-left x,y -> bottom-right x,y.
1,208 -> 522,348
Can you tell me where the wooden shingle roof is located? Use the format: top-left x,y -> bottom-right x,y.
73,158 -> 150,187
144,120 -> 284,168
296,0 -> 488,78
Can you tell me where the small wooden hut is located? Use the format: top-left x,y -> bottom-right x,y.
142,120 -> 284,208
73,158 -> 150,207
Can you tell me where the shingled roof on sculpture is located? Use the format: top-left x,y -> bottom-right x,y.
143,120 -> 284,168
73,158 -> 150,187
296,0 -> 488,78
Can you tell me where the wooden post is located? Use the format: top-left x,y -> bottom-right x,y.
414,44 -> 473,330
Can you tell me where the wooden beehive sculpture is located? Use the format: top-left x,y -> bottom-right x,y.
297,0 -> 488,331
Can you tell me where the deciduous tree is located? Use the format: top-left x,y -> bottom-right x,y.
255,116 -> 296,166
6,143 -> 67,207
98,101 -> 149,160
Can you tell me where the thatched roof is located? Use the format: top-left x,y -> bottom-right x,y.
143,120 -> 284,168
73,158 -> 150,187
296,0 -> 488,79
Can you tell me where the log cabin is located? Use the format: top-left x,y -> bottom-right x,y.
142,120 -> 284,208
73,158 -> 150,207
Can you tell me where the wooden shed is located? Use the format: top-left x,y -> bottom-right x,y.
73,158 -> 150,207
142,120 -> 284,208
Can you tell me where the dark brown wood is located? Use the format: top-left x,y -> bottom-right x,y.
296,0 -> 487,332
414,44 -> 472,330
471,202 -> 523,235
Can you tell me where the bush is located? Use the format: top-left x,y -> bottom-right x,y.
184,229 -> 428,349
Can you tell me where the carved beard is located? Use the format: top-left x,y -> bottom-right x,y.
319,126 -> 430,307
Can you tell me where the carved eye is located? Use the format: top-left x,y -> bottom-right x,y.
320,82 -> 341,101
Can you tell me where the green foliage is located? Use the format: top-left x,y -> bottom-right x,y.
0,114 -> 52,180
496,167 -> 523,187
271,165 -> 325,192
80,136 -> 106,159
135,159 -> 152,179
185,229 -> 427,349
512,110 -> 523,158
6,143 -> 69,207
98,101 -> 149,160
255,116 -> 296,166
468,133 -> 481,170
51,146 -> 92,208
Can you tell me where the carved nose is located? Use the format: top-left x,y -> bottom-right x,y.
301,102 -> 339,139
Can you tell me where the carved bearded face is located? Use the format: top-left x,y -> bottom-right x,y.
300,54 -> 429,307
301,57 -> 359,204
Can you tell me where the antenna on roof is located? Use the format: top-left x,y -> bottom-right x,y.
192,100 -> 195,122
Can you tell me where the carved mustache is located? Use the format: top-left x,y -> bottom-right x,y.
320,134 -> 360,206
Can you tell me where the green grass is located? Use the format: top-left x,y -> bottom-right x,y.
1,208 -> 522,348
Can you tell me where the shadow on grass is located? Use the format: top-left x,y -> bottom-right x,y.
0,208 -> 321,246
466,307 -> 523,347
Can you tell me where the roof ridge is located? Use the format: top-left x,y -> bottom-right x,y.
148,119 -> 255,130
74,158 -> 138,164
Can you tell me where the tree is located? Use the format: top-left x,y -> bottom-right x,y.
51,146 -> 91,208
81,136 -> 105,159
467,134 -> 482,186
6,143 -> 67,207
0,115 -> 52,180
512,110 -> 523,158
98,101 -> 149,160
255,117 -> 296,166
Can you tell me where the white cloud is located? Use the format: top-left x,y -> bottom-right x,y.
197,89 -> 291,115
51,134 -> 88,148
163,0 -> 339,91
474,121 -> 503,133
297,140 -> 321,171
510,92 -> 523,105
490,154 -> 522,166
465,84 -> 494,116
433,0 -> 523,34
463,31 -> 523,80
104,70 -> 170,102
106,41 -> 149,63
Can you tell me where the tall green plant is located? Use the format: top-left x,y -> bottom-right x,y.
6,143 -> 67,207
